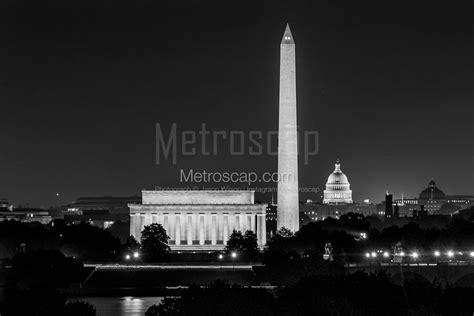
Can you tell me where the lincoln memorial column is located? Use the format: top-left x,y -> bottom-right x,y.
175,214 -> 181,245
228,214 -> 234,235
139,213 -> 146,237
250,213 -> 256,234
180,213 -> 186,245
163,215 -> 169,238
223,214 -> 229,244
199,214 -> 205,245
217,213 -> 223,242
192,213 -> 198,243
168,213 -> 175,241
130,214 -> 137,239
187,214 -> 193,245
211,214 -> 217,245
235,214 -> 240,233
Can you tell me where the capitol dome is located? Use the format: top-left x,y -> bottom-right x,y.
419,179 -> 446,200
327,169 -> 349,185
323,159 -> 353,204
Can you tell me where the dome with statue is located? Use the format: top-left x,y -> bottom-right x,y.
323,159 -> 353,204
419,179 -> 446,200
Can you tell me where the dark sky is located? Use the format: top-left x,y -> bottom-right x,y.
1,0 -> 472,207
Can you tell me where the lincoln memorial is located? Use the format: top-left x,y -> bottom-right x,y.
129,190 -> 267,251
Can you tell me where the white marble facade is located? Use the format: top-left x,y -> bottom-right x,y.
277,24 -> 300,232
129,190 -> 266,251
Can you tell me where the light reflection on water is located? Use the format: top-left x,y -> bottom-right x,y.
68,296 -> 164,316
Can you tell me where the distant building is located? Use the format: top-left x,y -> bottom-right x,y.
0,208 -> 51,224
129,190 -> 266,252
301,202 -> 377,223
418,180 -> 447,213
413,205 -> 428,218
0,198 -> 10,209
62,196 -> 140,229
385,193 -> 393,218
394,180 -> 474,215
64,196 -> 140,214
265,201 -> 277,237
393,204 -> 400,218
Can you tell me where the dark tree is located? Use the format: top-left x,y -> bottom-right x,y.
225,230 -> 259,260
124,235 -> 140,251
147,273 -> 474,315
146,281 -> 275,315
109,220 -> 131,244
225,230 -> 244,253
9,249 -> 84,288
276,227 -> 294,238
242,230 -> 259,260
140,223 -> 170,262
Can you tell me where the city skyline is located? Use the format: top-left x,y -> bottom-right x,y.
1,2 -> 474,314
1,1 -> 472,207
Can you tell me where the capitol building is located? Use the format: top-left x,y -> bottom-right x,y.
301,159 -> 377,223
323,159 -> 353,204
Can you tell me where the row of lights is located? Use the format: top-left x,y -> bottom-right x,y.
365,250 -> 474,259
433,251 -> 474,258
125,252 -> 239,260
365,251 -> 419,259
217,252 -> 238,260
125,251 -> 140,260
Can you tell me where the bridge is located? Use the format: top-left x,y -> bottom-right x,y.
345,262 -> 474,287
84,263 -> 256,271
81,262 -> 474,289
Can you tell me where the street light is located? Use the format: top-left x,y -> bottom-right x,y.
371,252 -> 377,258
218,254 -> 224,260
125,254 -> 131,260
231,252 -> 237,259
383,252 -> 389,258
365,253 -> 370,258
434,251 -> 440,257
133,251 -> 140,259
470,252 -> 474,258
411,252 -> 419,259
447,251 -> 454,258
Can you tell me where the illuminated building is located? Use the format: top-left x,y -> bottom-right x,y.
0,198 -> 11,209
64,196 -> 140,214
323,159 -> 353,204
265,199 -> 277,237
418,179 -> 447,213
394,179 -> 474,215
129,190 -> 266,251
300,160 -> 376,222
0,208 -> 51,224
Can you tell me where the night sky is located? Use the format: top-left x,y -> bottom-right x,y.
1,1 -> 472,207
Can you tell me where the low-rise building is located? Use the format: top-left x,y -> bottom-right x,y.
129,190 -> 267,252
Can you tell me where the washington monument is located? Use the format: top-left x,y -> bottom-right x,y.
277,24 -> 299,232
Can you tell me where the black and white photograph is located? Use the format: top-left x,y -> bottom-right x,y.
0,0 -> 473,315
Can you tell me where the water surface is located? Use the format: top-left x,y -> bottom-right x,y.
69,296 -> 164,316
